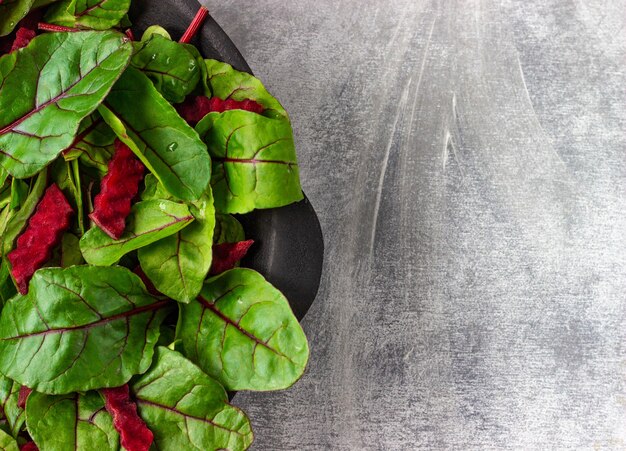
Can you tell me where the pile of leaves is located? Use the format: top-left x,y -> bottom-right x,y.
0,2 -> 308,450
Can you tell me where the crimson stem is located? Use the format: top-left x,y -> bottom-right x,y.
179,6 -> 209,43
38,23 -> 79,32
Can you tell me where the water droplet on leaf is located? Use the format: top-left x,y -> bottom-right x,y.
166,142 -> 178,152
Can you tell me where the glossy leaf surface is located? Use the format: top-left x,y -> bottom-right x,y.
0,31 -> 132,178
132,347 -> 253,450
99,66 -> 211,202
26,391 -> 120,451
196,110 -> 303,213
80,199 -> 194,266
0,266 -> 169,394
178,268 -> 309,391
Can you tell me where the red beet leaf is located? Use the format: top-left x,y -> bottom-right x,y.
176,96 -> 264,126
7,184 -> 73,294
17,386 -> 32,409
20,443 -> 38,451
10,27 -> 36,52
210,240 -> 254,275
89,140 -> 145,240
101,385 -> 153,451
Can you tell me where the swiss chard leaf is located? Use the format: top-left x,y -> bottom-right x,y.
205,59 -> 287,119
64,114 -> 116,175
138,176 -> 215,303
0,266 -> 170,394
1,169 -> 47,256
80,199 -> 194,266
50,233 -> 84,267
177,268 -> 309,391
45,0 -> 131,30
26,391 -> 120,451
213,214 -> 245,244
196,110 -> 303,214
131,34 -> 201,104
132,347 -> 253,450
0,428 -> 18,451
0,0 -> 35,37
99,66 -> 211,202
0,31 -> 132,178
0,376 -> 25,438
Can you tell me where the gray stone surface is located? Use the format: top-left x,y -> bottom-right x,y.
208,1 -> 626,449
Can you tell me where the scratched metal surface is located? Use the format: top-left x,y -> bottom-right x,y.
207,1 -> 626,449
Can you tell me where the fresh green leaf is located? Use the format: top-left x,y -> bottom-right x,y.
0,0 -> 35,37
205,59 -> 287,119
132,347 -> 253,450
138,185 -> 215,303
8,179 -> 27,211
26,391 -> 120,451
50,158 -> 84,233
183,44 -> 210,97
1,169 -> 47,256
0,428 -> 18,451
0,265 -> 170,394
64,114 -> 116,176
140,25 -> 171,41
213,214 -> 245,244
177,268 -> 309,391
80,199 -> 194,266
0,261 -> 17,305
58,233 -> 84,267
99,66 -> 211,202
0,376 -> 25,438
131,34 -> 201,103
0,31 -> 133,178
196,110 -> 303,214
45,0 -> 131,30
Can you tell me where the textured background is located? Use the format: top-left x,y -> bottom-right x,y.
209,1 -> 626,449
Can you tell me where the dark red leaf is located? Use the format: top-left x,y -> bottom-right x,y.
20,443 -> 38,451
17,385 -> 32,409
210,240 -> 254,275
7,184 -> 74,294
101,385 -> 153,451
10,27 -> 36,52
176,96 -> 264,126
89,140 -> 145,240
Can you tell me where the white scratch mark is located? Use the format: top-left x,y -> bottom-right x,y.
368,15 -> 438,257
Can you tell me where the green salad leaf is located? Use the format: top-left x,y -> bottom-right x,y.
0,428 -> 18,451
0,261 -> 17,304
99,66 -> 211,202
0,0 -> 35,37
178,268 -> 309,391
80,199 -> 194,266
131,34 -> 201,104
196,110 -> 303,214
0,31 -> 132,179
26,391 -> 120,451
138,176 -> 215,303
205,59 -> 287,119
0,376 -> 25,438
132,347 -> 253,450
0,266 -> 170,394
64,114 -> 116,175
213,214 -> 245,244
45,0 -> 131,30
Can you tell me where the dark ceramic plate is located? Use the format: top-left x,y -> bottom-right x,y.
129,1 -> 324,321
